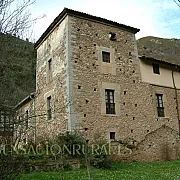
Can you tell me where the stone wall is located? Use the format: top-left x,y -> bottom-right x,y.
134,125 -> 180,162
67,15 -> 180,161
34,14 -> 180,161
35,16 -> 69,141
15,98 -> 36,143
68,15 -> 152,141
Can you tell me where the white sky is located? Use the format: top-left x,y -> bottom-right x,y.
31,0 -> 180,41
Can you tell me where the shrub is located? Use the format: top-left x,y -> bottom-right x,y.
54,132 -> 113,169
89,143 -> 112,169
62,161 -> 73,170
54,132 -> 87,158
0,152 -> 28,179
89,134 -> 112,169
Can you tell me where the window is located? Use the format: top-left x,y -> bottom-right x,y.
47,59 -> 52,82
102,51 -> 110,63
25,110 -> 28,130
152,63 -> 160,74
47,96 -> 52,120
0,110 -> 4,123
109,32 -> 116,41
156,94 -> 165,117
110,132 -> 115,140
0,111 -> 5,132
0,110 -> 13,133
105,89 -> 115,114
48,59 -> 52,72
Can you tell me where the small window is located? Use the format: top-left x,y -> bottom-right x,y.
47,96 -> 52,120
156,94 -> 165,117
25,110 -> 28,130
47,59 -> 52,82
105,89 -> 115,114
0,111 -> 4,123
102,51 -> 110,63
110,132 -> 115,140
48,59 -> 52,72
0,111 -> 5,132
152,63 -> 160,74
0,110 -> 13,133
109,32 -> 116,41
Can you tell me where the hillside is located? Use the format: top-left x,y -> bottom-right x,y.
137,36 -> 180,65
0,33 -> 36,107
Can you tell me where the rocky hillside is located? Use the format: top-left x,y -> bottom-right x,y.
0,33 -> 36,107
137,36 -> 180,65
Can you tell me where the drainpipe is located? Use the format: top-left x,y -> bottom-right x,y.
172,71 -> 180,137
33,98 -> 36,145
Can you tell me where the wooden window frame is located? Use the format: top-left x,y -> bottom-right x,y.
0,110 -> 13,133
25,110 -> 28,130
47,96 -> 52,120
156,94 -> 165,117
102,51 -> 110,63
110,132 -> 115,140
105,89 -> 115,114
152,63 -> 160,74
48,58 -> 52,72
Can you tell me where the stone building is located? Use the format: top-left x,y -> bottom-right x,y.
17,8 -> 180,161
0,94 -> 35,142
14,93 -> 36,143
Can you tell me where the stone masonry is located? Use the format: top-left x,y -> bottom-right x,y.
31,8 -> 180,161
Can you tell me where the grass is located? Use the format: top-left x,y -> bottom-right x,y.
17,160 -> 180,180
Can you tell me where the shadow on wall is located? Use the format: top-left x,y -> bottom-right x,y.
134,125 -> 180,162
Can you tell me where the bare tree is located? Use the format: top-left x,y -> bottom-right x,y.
174,0 -> 180,7
0,0 -> 45,39
0,106 -> 28,180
